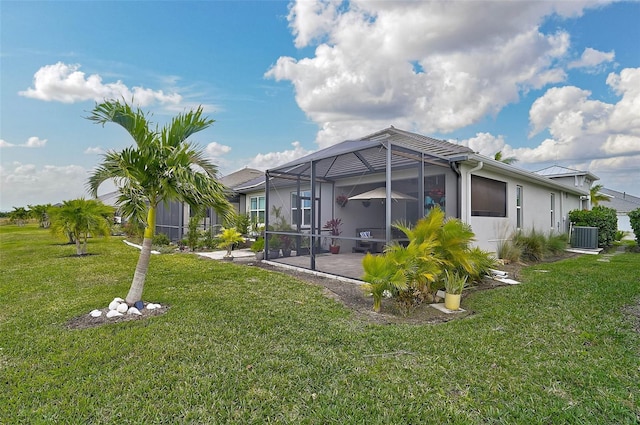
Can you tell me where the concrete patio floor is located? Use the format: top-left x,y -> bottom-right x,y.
196,249 -> 368,282
267,252 -> 368,281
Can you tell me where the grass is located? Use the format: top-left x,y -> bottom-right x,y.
1,224 -> 639,424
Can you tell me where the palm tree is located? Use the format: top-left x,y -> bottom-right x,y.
28,203 -> 52,228
48,198 -> 114,255
8,207 -> 30,226
494,151 -> 518,165
589,184 -> 609,206
87,99 -> 232,305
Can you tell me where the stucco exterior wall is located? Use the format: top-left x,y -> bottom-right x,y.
461,165 -> 584,252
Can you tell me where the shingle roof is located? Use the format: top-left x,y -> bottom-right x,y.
268,127 -> 473,180
599,187 -> 640,213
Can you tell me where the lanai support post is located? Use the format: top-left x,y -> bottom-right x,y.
385,141 -> 392,243
310,160 -> 317,271
264,171 -> 270,255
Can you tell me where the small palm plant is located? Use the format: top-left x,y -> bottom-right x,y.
361,254 -> 406,312
218,227 -> 245,260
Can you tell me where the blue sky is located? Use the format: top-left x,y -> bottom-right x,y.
1,0 -> 639,211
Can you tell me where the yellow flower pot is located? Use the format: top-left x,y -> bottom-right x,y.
444,293 -> 461,311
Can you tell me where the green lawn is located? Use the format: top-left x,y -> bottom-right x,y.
1,224 -> 639,424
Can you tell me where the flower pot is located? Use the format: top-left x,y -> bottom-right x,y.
329,245 -> 340,254
297,247 -> 310,256
281,248 -> 292,257
254,251 -> 264,261
268,249 -> 280,259
444,293 -> 461,311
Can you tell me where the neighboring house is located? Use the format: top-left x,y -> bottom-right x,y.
598,187 -> 640,233
232,127 -> 595,261
97,190 -> 124,223
154,167 -> 263,241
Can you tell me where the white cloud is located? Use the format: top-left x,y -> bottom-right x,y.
205,142 -> 232,157
246,141 -> 313,170
19,62 -> 183,106
568,47 -> 615,71
84,146 -> 105,155
0,136 -> 47,149
523,68 -> 640,164
0,162 -> 89,210
267,0 -> 607,147
466,68 -> 640,194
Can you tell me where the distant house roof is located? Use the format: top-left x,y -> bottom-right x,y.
97,191 -> 120,207
599,187 -> 640,214
534,165 -> 599,182
219,167 -> 263,188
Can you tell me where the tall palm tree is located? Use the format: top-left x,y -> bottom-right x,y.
48,198 -> 114,255
494,151 -> 518,165
87,99 -> 232,305
589,184 -> 609,206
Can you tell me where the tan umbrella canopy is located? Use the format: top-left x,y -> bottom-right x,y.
348,187 -> 417,201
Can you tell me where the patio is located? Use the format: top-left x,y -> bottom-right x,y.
267,252 -> 369,281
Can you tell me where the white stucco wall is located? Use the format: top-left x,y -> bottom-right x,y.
461,165 -> 584,253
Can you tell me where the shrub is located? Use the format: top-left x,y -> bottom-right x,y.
361,207 -> 494,313
496,238 -> 522,263
152,233 -> 171,246
546,233 -> 568,255
629,208 -> 640,245
568,206 -> 617,247
513,228 -> 546,262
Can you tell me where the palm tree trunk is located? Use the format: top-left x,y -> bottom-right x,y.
75,238 -> 83,256
126,237 -> 152,304
125,207 -> 156,305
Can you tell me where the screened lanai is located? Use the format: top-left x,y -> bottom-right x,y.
263,127 -> 473,277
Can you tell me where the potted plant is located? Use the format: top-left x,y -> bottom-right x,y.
324,218 -> 343,254
443,270 -> 468,311
218,227 -> 245,261
336,194 -> 349,207
268,235 -> 281,259
251,237 -> 265,260
297,236 -> 310,255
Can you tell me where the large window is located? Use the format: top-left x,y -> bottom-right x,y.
292,190 -> 311,227
471,176 -> 507,217
249,196 -> 265,223
516,185 -> 523,229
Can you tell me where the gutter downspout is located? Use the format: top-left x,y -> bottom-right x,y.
466,161 -> 484,224
450,161 -> 461,219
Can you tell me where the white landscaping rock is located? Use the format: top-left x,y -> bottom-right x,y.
146,303 -> 161,310
113,297 -> 124,303
116,303 -> 129,314
108,300 -> 120,311
89,309 -> 102,318
127,307 -> 142,316
106,310 -> 123,318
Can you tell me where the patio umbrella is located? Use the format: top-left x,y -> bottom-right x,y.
348,187 -> 417,201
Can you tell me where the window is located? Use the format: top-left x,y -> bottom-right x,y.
249,196 -> 265,223
291,190 -> 311,227
471,176 -> 506,217
516,185 -> 523,229
550,193 -> 555,229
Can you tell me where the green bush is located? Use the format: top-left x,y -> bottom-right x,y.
568,206 -> 617,247
513,228 -> 546,261
629,208 -> 640,245
152,233 -> 171,246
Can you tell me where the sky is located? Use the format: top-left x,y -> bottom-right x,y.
1,0 -> 639,211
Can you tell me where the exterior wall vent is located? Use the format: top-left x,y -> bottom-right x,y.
571,226 -> 598,249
